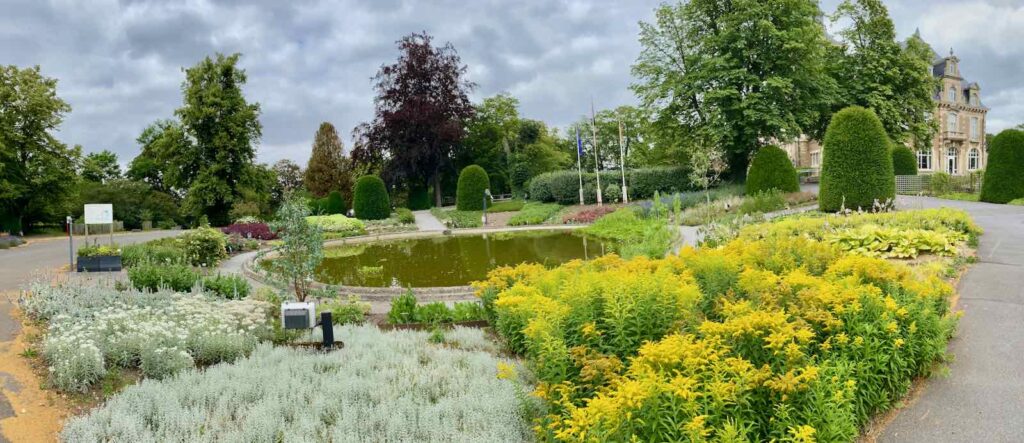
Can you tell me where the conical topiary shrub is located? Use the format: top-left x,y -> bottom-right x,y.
819,106 -> 895,212
352,175 -> 390,220
891,145 -> 918,176
980,129 -> 1024,203
456,165 -> 490,211
746,145 -> 800,195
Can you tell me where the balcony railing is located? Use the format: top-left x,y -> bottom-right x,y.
943,131 -> 966,140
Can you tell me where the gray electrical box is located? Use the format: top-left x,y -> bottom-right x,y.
281,302 -> 316,329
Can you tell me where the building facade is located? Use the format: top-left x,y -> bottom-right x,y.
784,49 -> 988,176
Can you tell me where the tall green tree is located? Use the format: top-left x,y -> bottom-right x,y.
352,32 -> 475,206
175,53 -> 262,226
0,65 -> 79,233
127,119 -> 192,196
271,159 -> 304,205
632,0 -> 836,178
81,149 -> 121,183
826,0 -> 939,149
304,122 -> 353,199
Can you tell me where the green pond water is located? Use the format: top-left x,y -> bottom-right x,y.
313,231 -> 617,287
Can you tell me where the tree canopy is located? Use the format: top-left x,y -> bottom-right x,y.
81,150 -> 122,183
352,32 -> 475,206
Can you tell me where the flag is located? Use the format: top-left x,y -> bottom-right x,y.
575,126 -> 583,158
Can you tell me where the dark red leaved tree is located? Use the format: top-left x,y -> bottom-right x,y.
352,32 -> 475,206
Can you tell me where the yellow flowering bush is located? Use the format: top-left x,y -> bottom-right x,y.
478,210 -> 967,442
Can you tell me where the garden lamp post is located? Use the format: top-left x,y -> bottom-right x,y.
482,188 -> 491,225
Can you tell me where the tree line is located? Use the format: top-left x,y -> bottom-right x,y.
1,0 -> 955,232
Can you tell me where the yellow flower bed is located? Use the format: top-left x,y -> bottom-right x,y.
476,209 -> 971,442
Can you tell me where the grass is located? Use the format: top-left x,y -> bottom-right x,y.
580,207 -> 674,258
939,192 -> 980,202
1008,198 -> 1024,206
486,199 -> 525,213
430,208 -> 482,228
508,202 -> 562,226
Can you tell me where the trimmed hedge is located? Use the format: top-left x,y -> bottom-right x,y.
529,166 -> 690,205
456,165 -> 490,211
352,175 -> 390,220
745,145 -> 800,194
892,145 -> 918,176
325,191 -> 346,214
407,186 -> 431,210
980,129 -> 1024,203
819,106 -> 895,212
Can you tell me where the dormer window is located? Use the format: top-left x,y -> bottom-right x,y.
970,92 -> 979,106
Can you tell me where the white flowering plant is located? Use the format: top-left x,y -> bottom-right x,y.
23,280 -> 271,392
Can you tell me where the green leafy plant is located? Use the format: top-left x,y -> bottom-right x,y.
819,106 -> 896,212
414,302 -> 453,325
386,291 -> 418,324
604,183 -> 622,203
456,165 -> 491,211
395,207 -> 416,224
431,208 -> 482,228
128,262 -> 200,292
201,274 -> 251,299
486,200 -> 525,213
269,195 -> 325,302
746,145 -> 800,194
319,295 -> 371,325
324,190 -> 347,214
178,227 -> 228,267
406,186 -> 432,210
77,244 -> 121,258
305,214 -> 366,236
581,208 -> 674,258
353,175 -> 391,220
508,202 -> 561,226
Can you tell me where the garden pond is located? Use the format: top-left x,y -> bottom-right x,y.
313,230 -> 617,287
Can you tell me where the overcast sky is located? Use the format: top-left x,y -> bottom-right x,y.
3,0 -> 1022,166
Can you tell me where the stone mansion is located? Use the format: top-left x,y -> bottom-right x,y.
784,49 -> 988,176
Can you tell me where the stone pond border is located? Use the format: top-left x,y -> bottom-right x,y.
243,224 -> 586,303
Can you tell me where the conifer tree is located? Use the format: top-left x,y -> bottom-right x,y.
304,122 -> 353,199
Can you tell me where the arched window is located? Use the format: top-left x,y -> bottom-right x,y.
947,113 -> 958,132
917,148 -> 932,170
946,146 -> 959,174
968,148 -> 980,170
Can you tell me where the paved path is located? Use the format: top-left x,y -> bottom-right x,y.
880,196 -> 1024,442
0,230 -> 181,442
412,210 -> 446,231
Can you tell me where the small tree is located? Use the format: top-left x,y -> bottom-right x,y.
891,145 -> 918,176
688,139 -> 728,225
745,145 -> 800,194
456,165 -> 490,210
268,195 -> 324,302
353,175 -> 391,220
819,106 -> 895,212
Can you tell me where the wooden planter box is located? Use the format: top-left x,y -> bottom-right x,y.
77,255 -> 122,272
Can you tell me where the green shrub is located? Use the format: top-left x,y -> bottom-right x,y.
387,291 -> 418,324
201,274 -> 251,299
604,183 -> 622,203
319,295 -> 371,325
395,208 -> 416,224
414,302 -> 453,325
431,208 -> 482,228
892,146 -> 918,175
324,191 -> 346,214
486,200 -> 525,213
819,106 -> 895,211
407,186 -> 432,210
353,175 -> 391,220
121,242 -> 187,267
306,214 -> 366,236
737,190 -> 787,215
980,129 -> 1024,203
77,244 -> 121,258
451,302 -> 486,322
1010,198 -> 1024,206
508,202 -> 561,226
178,227 -> 228,267
529,167 -> 690,204
581,208 -> 674,258
745,145 -> 800,194
128,262 -> 200,292
456,165 -> 490,211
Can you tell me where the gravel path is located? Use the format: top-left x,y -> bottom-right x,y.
412,210 -> 446,231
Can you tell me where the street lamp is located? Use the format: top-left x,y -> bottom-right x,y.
482,188 -> 492,225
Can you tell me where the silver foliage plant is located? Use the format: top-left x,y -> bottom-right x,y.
23,280 -> 270,392
61,325 -> 533,442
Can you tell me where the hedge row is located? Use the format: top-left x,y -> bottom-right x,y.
529,166 -> 690,204
980,129 -> 1024,203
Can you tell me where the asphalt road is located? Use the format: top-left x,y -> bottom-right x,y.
0,230 -> 182,442
881,196 -> 1024,442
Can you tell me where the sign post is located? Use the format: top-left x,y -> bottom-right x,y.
83,204 -> 114,246
66,216 -> 73,270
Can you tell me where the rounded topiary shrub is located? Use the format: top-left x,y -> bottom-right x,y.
604,183 -> 622,203
352,175 -> 390,220
325,191 -> 346,215
407,186 -> 431,210
456,165 -> 490,211
745,145 -> 800,195
819,106 -> 895,212
980,129 -> 1024,203
891,145 -> 918,176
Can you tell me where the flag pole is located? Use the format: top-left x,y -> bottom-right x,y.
590,99 -> 603,206
618,117 -> 628,204
575,125 -> 584,206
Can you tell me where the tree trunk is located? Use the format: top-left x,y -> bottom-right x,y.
432,170 -> 443,208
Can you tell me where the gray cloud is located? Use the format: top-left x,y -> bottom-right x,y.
2,0 -> 1021,167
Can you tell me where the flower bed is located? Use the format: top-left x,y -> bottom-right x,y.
306,214 -> 367,236
475,210 -> 967,441
221,222 -> 276,240
508,202 -> 562,226
61,325 -> 533,442
562,206 -> 616,224
20,281 -> 270,392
